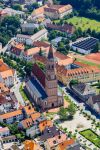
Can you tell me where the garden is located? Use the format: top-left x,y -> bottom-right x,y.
66,17 -> 100,32
80,129 -> 100,148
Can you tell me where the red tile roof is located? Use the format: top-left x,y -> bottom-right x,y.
32,63 -> 45,87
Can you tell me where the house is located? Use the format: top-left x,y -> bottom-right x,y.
47,23 -> 75,35
24,140 -> 43,150
58,139 -> 80,150
16,29 -> 48,45
39,120 -> 53,132
23,47 -> 40,62
26,125 -> 40,138
71,37 -> 99,54
0,93 -> 17,113
0,59 -> 16,87
88,94 -> 100,114
1,135 -> 17,144
40,125 -> 65,141
45,133 -> 67,150
44,4 -> 73,19
21,23 -> 39,33
0,8 -> 25,19
32,5 -> 48,17
22,105 -> 35,118
70,83 -> 96,101
0,127 -> 10,137
0,109 -> 23,124
25,45 -> 64,111
9,42 -> 25,58
0,83 -> 9,95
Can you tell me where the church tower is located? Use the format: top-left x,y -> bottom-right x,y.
45,44 -> 58,108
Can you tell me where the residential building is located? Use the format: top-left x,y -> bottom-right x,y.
25,45 -> 64,111
47,23 -> 75,35
88,94 -> 100,114
24,140 -> 43,150
22,105 -> 35,117
71,37 -> 99,54
0,83 -> 9,95
44,4 -> 73,19
58,139 -> 80,150
39,120 -> 53,132
45,133 -> 67,150
26,125 -> 40,138
0,8 -> 25,19
40,125 -> 65,141
0,127 -> 10,137
0,109 -> 23,124
0,59 -> 16,87
1,135 -> 17,144
9,42 -> 25,58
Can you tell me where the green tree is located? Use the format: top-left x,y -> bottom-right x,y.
12,4 -> 22,11
58,107 -> 68,121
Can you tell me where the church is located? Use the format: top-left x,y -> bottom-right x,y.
25,45 -> 64,111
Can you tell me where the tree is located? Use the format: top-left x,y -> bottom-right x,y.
92,42 -> 100,53
58,107 -> 68,121
39,48 -> 43,56
67,103 -> 76,116
12,4 -> 22,11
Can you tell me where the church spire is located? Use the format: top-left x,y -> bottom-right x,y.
48,44 -> 54,59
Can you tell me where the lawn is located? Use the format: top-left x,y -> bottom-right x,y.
66,17 -> 100,32
19,84 -> 28,101
80,129 -> 100,148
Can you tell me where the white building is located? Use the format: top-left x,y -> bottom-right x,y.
0,127 -> 10,137
16,28 -> 48,45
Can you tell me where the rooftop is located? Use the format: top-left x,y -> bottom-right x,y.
39,120 -> 53,132
72,37 -> 99,51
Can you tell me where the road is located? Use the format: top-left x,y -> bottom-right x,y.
11,77 -> 25,106
0,37 -> 16,53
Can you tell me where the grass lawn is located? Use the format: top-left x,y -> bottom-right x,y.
80,129 -> 100,148
67,17 -> 100,32
19,84 -> 28,101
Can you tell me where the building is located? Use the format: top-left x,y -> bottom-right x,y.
88,94 -> 100,114
44,4 -> 73,19
0,8 -> 25,19
9,42 -> 25,58
32,4 -> 48,17
33,54 -> 100,85
56,64 -> 100,85
0,127 -> 10,137
16,29 -> 48,45
58,139 -> 80,150
0,109 -> 23,124
24,140 -> 42,150
47,23 -> 75,35
70,83 -> 95,101
45,133 -> 67,150
0,93 -> 17,114
0,59 -> 16,87
21,23 -> 39,33
25,45 -> 64,111
71,37 -> 99,54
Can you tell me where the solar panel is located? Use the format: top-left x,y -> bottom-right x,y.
72,37 -> 99,51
